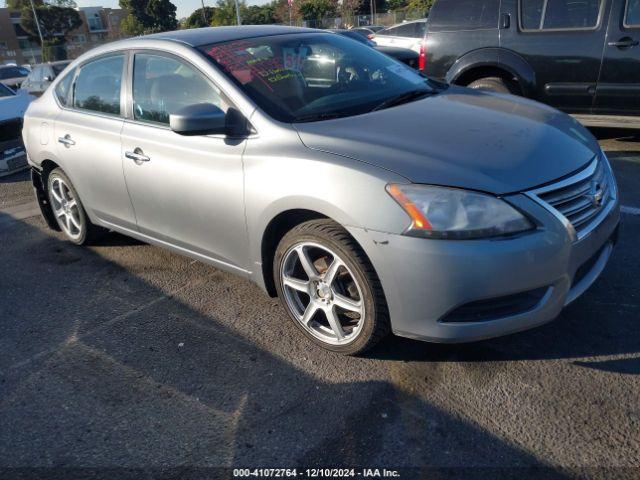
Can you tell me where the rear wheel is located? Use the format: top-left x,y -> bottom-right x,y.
467,76 -> 519,95
274,219 -> 390,355
47,168 -> 104,245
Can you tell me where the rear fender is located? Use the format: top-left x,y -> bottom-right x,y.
31,167 -> 60,231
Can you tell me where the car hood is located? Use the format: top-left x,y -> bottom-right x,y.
0,92 -> 33,122
294,88 -> 600,194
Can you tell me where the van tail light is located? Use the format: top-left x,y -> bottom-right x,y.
418,40 -> 426,71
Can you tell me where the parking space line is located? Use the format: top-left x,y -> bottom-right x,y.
621,205 -> 640,216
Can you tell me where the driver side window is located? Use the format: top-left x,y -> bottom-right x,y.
132,53 -> 227,125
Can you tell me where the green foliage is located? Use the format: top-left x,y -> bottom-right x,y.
385,0 -> 408,11
210,0 -> 243,26
119,0 -> 178,35
18,2 -> 82,45
405,0 -> 433,15
243,4 -> 276,25
298,0 -> 338,21
184,7 -> 218,28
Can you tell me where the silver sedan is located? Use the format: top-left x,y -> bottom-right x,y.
22,26 -> 620,354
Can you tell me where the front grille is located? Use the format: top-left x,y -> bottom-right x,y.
0,118 -> 23,143
532,157 -> 613,238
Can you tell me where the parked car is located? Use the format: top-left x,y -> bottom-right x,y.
21,61 -> 71,97
331,29 -> 420,69
0,83 -> 33,177
0,64 -> 30,90
373,19 -> 428,53
352,25 -> 386,38
423,0 -> 640,125
23,26 -> 619,354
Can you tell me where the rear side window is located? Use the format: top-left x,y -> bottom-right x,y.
429,0 -> 499,31
73,54 -> 124,115
55,69 -> 75,106
626,0 -> 640,26
520,0 -> 603,30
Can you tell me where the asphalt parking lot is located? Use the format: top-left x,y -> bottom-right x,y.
1,128 -> 639,479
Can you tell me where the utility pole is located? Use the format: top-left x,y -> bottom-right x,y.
234,0 -> 242,25
369,0 -> 374,25
201,0 -> 208,24
28,0 -> 45,61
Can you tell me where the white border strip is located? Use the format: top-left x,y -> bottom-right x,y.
621,205 -> 640,216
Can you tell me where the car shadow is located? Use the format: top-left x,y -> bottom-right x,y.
0,212 -> 577,477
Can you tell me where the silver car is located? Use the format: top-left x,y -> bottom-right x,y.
22,26 -> 620,354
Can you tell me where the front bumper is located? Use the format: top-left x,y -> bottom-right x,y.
348,192 -> 620,343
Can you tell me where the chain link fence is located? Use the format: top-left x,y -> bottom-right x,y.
285,10 -> 426,29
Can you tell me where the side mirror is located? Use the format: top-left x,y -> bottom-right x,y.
170,103 -> 227,136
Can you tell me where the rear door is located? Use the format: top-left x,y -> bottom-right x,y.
374,22 -> 426,52
53,53 -> 137,230
594,0 -> 640,114
500,0 -> 609,112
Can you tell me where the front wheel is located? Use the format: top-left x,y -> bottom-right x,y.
274,219 -> 390,355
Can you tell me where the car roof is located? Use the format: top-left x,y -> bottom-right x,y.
143,25 -> 320,47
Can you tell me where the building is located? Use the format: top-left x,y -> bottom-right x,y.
0,6 -> 126,65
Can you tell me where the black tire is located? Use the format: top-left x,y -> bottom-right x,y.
467,76 -> 520,95
274,219 -> 390,355
46,168 -> 105,245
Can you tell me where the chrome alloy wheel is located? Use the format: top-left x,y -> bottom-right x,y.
281,242 -> 365,345
49,177 -> 83,240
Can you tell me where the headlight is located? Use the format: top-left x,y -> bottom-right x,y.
386,184 -> 534,239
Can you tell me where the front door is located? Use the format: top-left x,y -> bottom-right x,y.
500,0 -> 610,112
54,53 -> 137,230
120,51 -> 249,273
595,0 -> 640,114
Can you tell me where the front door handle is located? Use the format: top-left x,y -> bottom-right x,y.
125,148 -> 150,165
608,37 -> 639,48
58,134 -> 75,147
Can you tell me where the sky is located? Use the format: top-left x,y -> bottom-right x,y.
1,0 -> 271,19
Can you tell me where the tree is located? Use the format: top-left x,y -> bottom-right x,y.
11,0 -> 82,60
298,0 -> 337,21
243,4 -> 276,25
184,6 -> 218,28
341,0 -> 362,25
209,0 -> 245,26
405,0 -> 433,15
385,0 -> 407,11
119,0 -> 178,35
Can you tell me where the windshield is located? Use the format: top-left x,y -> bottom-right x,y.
0,66 -> 29,79
200,33 -> 438,122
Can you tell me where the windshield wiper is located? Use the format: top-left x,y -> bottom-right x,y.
294,112 -> 355,123
371,89 -> 433,112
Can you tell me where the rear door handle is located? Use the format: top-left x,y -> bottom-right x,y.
608,38 -> 639,48
125,148 -> 150,165
58,135 -> 75,147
